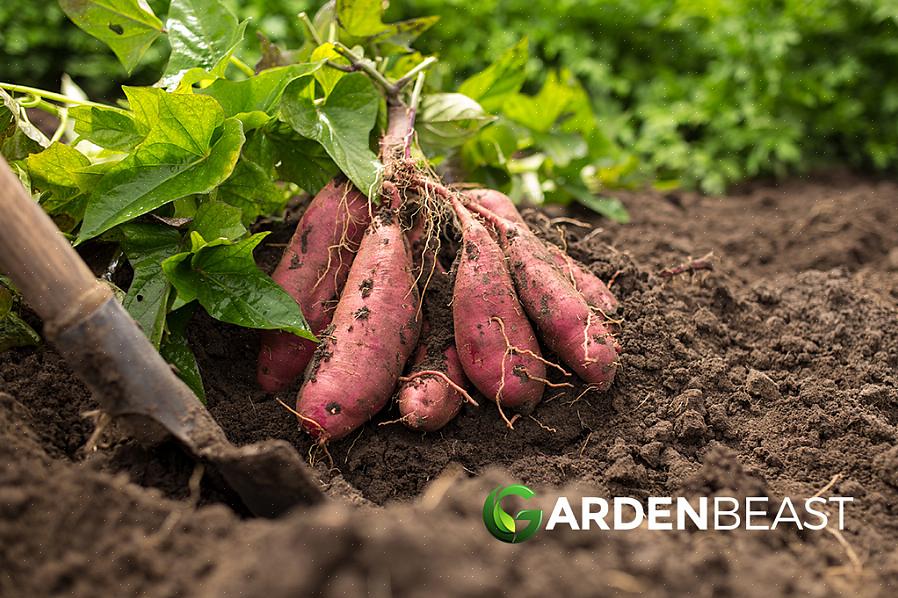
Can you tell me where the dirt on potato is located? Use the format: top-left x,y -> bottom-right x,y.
2,173 -> 898,597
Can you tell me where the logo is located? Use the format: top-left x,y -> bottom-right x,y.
483,485 -> 854,540
482,484 -> 543,543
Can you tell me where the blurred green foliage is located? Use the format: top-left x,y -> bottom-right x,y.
0,0 -> 165,98
0,0 -> 311,97
4,0 -> 898,192
387,0 -> 898,192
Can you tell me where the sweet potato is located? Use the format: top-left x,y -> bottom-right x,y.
464,188 -> 527,225
398,337 -> 469,431
465,188 -> 618,314
397,254 -> 471,431
470,203 -> 619,390
257,179 -> 370,392
450,199 -> 545,414
295,189 -> 421,441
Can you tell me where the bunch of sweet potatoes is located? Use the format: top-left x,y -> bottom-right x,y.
255,101 -> 620,442
257,175 -> 621,443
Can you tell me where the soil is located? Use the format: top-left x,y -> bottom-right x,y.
2,172 -> 898,597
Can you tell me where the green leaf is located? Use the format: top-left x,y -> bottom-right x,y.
280,73 -> 382,196
69,105 -> 142,151
273,135 -> 339,195
197,62 -> 323,126
337,0 -> 388,37
25,143 -> 92,208
567,187 -> 631,224
115,222 -> 182,347
463,120 -> 519,168
0,89 -> 48,161
503,71 -> 578,133
377,16 -> 440,49
311,44 -> 348,97
0,286 -> 10,317
215,157 -> 286,224
123,86 -> 223,143
190,200 -> 246,241
0,285 -> 40,353
0,311 -> 41,353
160,305 -> 205,402
417,93 -> 494,150
458,38 -> 529,112
58,0 -> 164,74
160,0 -> 248,89
161,232 -> 315,339
78,93 -> 245,242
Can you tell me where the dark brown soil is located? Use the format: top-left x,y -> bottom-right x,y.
2,174 -> 898,597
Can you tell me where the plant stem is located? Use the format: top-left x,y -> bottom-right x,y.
394,57 -> 437,91
409,72 -> 426,115
228,55 -> 256,77
332,43 -> 398,97
50,108 -> 69,144
18,96 -> 60,116
298,12 -> 322,46
0,82 -> 114,110
325,61 -> 357,73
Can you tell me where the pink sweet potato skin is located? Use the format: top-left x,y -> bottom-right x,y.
548,245 -> 618,314
257,179 -> 370,392
398,251 -> 467,431
295,207 -> 421,441
451,202 -> 545,413
465,188 -> 618,314
464,189 -> 526,225
481,209 -> 619,390
398,343 -> 466,431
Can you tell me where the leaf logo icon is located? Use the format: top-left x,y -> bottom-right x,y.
482,484 -> 543,543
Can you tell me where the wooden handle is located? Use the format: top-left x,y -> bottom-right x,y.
0,156 -> 110,330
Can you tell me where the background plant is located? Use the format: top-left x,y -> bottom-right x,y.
6,0 -> 898,194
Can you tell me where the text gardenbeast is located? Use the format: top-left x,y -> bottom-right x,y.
545,496 -> 853,531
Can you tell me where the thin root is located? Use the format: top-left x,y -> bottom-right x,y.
565,385 -> 600,405
524,373 -> 574,389
317,442 -> 335,469
81,410 -> 112,453
549,217 -> 592,228
490,316 -> 569,375
578,227 -> 605,245
316,183 -> 369,290
826,527 -> 863,574
276,398 -> 327,437
579,431 -> 594,457
812,473 -> 843,499
379,413 -> 415,426
658,252 -> 714,278
580,310 -> 599,366
344,428 -> 365,464
400,370 -> 479,406
497,408 -> 520,430
305,439 -> 334,469
528,414 -> 557,433
607,269 -> 624,289
187,463 -> 204,508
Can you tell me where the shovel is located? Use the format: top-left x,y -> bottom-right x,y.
0,157 -> 323,516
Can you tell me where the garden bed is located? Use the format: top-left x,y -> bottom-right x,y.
2,173 -> 897,597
